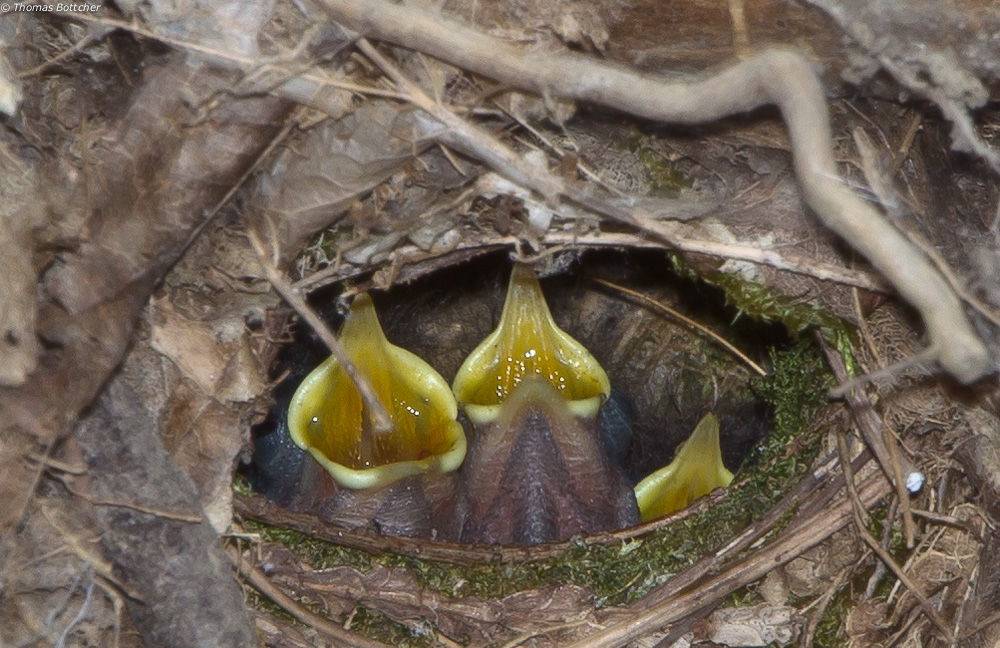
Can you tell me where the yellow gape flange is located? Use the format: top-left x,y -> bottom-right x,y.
452,264 -> 611,424
287,294 -> 466,490
634,413 -> 734,522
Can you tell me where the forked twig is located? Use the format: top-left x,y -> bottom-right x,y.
821,337 -> 918,548
837,434 -> 954,642
319,0 -> 991,385
247,228 -> 393,433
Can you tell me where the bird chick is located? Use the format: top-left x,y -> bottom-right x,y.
634,413 -> 734,522
451,264 -> 636,544
457,377 -> 638,545
286,293 -> 466,490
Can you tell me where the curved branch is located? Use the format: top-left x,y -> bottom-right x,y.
318,0 -> 992,384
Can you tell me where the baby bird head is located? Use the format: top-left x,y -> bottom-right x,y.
452,263 -> 610,424
287,294 -> 466,490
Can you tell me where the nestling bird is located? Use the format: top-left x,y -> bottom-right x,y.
634,413 -> 734,522
285,292 -> 466,491
451,264 -> 638,544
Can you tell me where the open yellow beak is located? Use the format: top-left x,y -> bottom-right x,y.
634,413 -> 734,522
287,294 -> 466,490
452,264 -> 611,424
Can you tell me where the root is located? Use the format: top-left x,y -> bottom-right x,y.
318,0 -> 992,385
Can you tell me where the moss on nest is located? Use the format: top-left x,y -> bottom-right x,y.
624,126 -> 688,195
670,253 -> 854,341
349,606 -> 436,648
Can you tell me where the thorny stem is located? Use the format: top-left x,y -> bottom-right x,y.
319,0 -> 992,385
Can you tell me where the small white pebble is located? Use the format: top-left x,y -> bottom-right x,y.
906,471 -> 925,494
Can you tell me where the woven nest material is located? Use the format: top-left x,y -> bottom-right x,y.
3,2 -> 1000,648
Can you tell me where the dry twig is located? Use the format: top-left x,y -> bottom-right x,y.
837,435 -> 953,642
592,277 -> 767,376
234,551 -> 394,648
248,228 -> 394,433
821,337 -> 918,548
498,620 -> 597,648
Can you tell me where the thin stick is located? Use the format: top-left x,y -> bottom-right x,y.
802,567 -> 850,647
248,229 -> 393,433
727,0 -> 751,57
497,101 -> 628,197
881,414 -> 917,548
17,32 -> 103,78
952,564 -> 978,648
175,108 -> 306,266
821,337 -> 918,548
852,285 -> 885,370
235,555 -> 394,648
40,505 -> 144,602
592,277 -> 767,376
294,230 -> 886,295
88,499 -> 202,523
959,608 -> 1000,642
827,349 -> 934,400
498,620 -> 597,648
888,112 -> 923,178
836,430 -> 871,527
60,480 -> 202,523
907,229 -> 1000,328
27,453 -> 87,475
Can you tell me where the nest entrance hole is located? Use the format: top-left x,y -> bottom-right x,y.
248,247 -> 833,532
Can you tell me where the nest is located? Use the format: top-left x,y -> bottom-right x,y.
3,1 -> 1000,647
